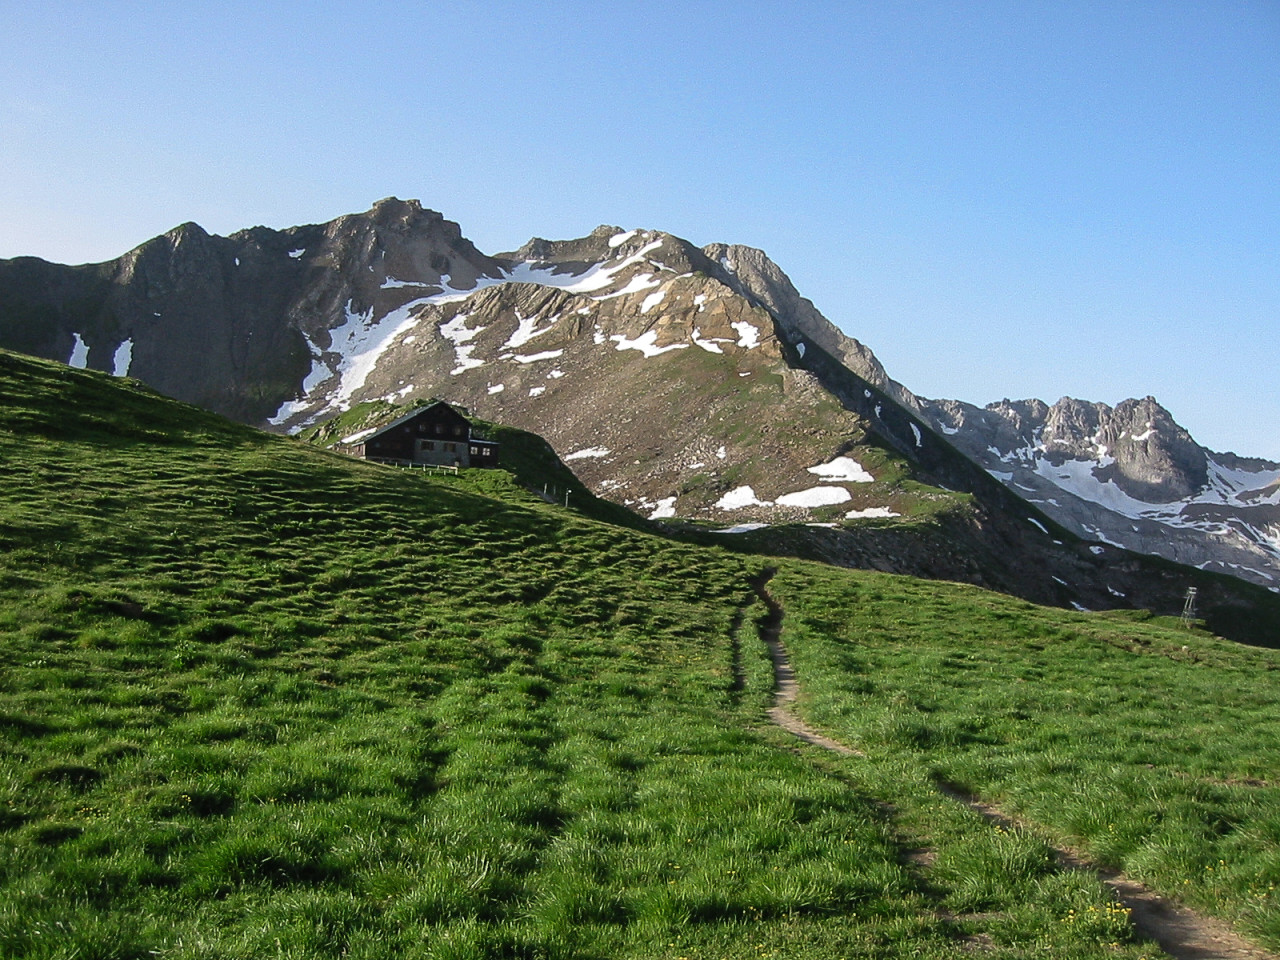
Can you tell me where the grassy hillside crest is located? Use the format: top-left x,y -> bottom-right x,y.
2,349 -> 1278,959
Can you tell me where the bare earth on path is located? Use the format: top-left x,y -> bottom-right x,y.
751,574 -> 1276,960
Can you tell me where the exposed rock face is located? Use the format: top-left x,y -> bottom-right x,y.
700,242 -> 921,412
0,198 -> 498,423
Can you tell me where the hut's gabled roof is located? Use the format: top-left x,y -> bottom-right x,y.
346,400 -> 470,446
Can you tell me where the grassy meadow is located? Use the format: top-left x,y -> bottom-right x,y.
772,566 -> 1280,950
2,349 -> 1279,958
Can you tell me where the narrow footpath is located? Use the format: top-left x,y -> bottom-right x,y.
752,574 -> 860,757
749,572 -> 1275,960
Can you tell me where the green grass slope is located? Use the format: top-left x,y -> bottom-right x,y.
772,566 -> 1280,950
300,398 -> 650,532
3,348 -> 1279,959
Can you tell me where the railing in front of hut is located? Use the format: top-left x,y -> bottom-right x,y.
366,457 -> 459,474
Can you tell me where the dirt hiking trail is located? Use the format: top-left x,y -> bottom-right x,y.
750,572 -> 1276,960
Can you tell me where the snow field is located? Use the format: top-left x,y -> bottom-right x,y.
845,507 -> 900,519
715,484 -> 853,510
511,350 -> 563,364
807,456 -> 874,483
111,339 -> 134,377
610,331 -> 688,358
776,487 -> 851,508
648,496 -> 677,519
68,333 -> 89,369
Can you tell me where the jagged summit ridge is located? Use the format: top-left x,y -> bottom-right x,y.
925,393 -> 1280,587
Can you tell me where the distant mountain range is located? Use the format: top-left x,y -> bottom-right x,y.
1,197 -> 1276,610
922,395 -> 1280,589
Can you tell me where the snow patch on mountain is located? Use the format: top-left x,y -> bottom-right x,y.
111,339 -> 133,377
268,331 -> 330,426
512,349 -> 563,364
648,496 -> 677,519
691,329 -> 725,353
1032,454 -> 1280,520
506,238 -> 664,295
439,313 -> 486,376
564,446 -> 611,461
716,486 -> 771,509
807,456 -> 874,483
731,320 -> 761,349
640,290 -> 666,314
594,273 -> 662,301
69,333 -> 89,368
711,482 -> 858,511
330,300 -> 425,406
610,331 -> 689,358
381,276 -> 432,289
503,311 -> 559,350
777,486 -> 851,507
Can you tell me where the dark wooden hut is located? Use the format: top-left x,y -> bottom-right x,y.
342,401 -> 498,468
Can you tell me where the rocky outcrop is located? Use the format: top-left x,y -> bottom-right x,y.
700,242 -> 922,413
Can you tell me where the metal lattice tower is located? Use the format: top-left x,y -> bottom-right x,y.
1180,586 -> 1198,628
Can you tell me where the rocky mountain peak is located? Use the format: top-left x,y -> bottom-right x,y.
501,226 -> 689,272
116,220 -> 222,291
702,241 -> 918,411
1093,396 -> 1207,501
1041,397 -> 1106,459
920,388 -> 1278,586
1025,395 -> 1206,500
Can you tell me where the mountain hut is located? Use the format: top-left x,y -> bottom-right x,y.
341,401 -> 499,468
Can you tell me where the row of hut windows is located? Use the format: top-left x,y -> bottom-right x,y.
408,423 -> 465,437
415,442 -> 488,456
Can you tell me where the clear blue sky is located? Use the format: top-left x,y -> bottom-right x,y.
3,1 -> 1277,459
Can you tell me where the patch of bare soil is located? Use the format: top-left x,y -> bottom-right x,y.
751,573 -> 1277,960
